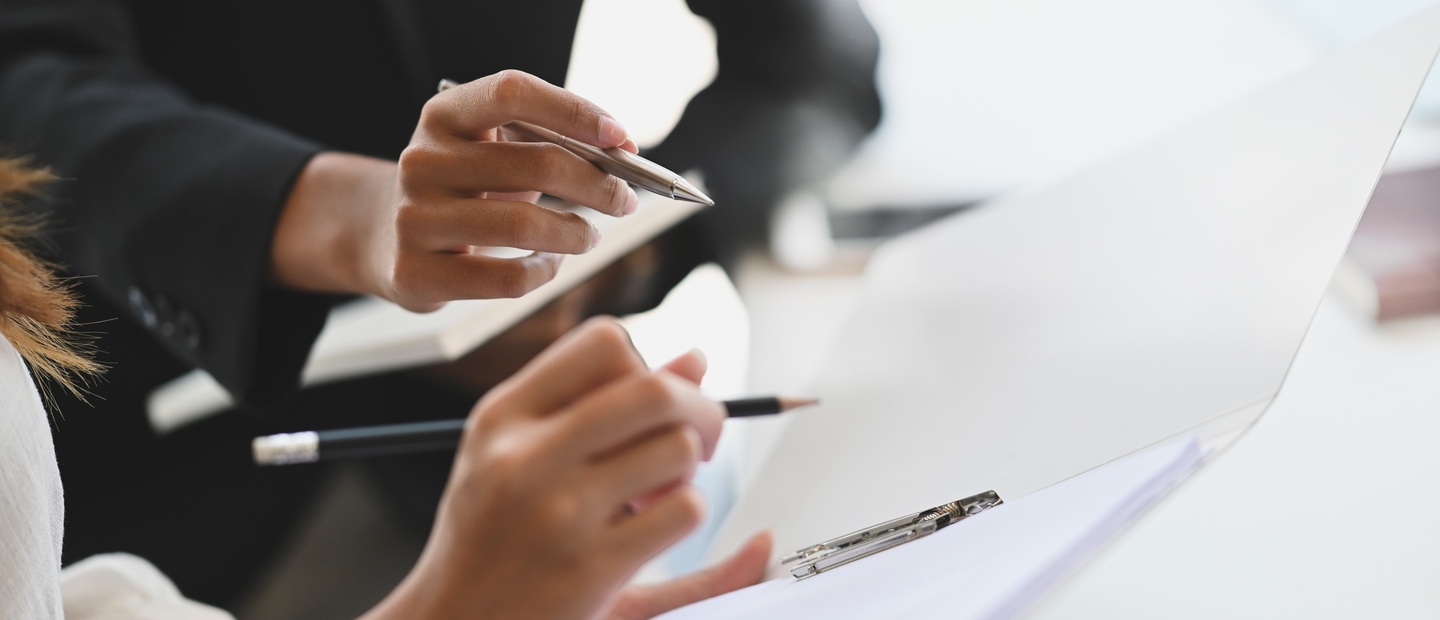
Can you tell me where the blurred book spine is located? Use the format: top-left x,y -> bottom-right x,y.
1336,166 -> 1440,322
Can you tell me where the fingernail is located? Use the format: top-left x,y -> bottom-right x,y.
599,116 -> 628,146
685,347 -> 707,366
586,223 -> 602,251
622,187 -> 640,216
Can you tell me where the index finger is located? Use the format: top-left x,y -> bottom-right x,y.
430,71 -> 629,149
555,371 -> 726,461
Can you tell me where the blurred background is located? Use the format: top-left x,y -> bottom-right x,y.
570,0 -> 1440,209
561,1 -> 1440,618
242,1 -> 1440,617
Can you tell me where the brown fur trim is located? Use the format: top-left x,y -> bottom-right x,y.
0,158 -> 102,402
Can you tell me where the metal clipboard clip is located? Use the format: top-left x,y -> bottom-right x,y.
781,490 -> 1004,580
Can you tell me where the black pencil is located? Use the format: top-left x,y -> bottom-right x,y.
252,396 -> 819,466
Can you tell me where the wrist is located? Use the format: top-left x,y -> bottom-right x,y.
358,554 -> 456,620
269,151 -> 397,296
360,550 -> 517,620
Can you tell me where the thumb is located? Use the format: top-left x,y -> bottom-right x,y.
606,530 -> 773,620
659,348 -> 708,386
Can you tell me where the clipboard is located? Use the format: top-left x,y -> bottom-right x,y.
705,3 -> 1440,596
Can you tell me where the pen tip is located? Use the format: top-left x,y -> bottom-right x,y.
672,178 -> 715,206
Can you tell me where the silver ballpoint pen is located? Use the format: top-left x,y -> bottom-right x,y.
437,78 -> 713,206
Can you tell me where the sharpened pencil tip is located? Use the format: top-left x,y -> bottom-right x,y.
777,396 -> 820,412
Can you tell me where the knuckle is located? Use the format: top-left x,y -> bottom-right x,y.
485,436 -> 536,481
389,257 -> 425,300
493,270 -> 529,299
396,145 -> 420,174
578,317 -> 633,353
388,261 -> 447,313
635,374 -> 679,411
488,69 -> 533,107
393,199 -> 425,236
469,410 -> 503,440
397,144 -> 441,179
558,213 -> 592,252
468,396 -> 508,436
665,426 -> 703,465
567,97 -> 590,135
537,490 -> 584,530
418,96 -> 446,127
495,204 -> 537,246
492,261 -> 539,299
672,488 -> 706,530
605,176 -> 628,213
482,454 -> 523,490
524,142 -> 568,182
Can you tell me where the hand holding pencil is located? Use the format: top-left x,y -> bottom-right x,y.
360,318 -> 774,620
254,396 -> 814,465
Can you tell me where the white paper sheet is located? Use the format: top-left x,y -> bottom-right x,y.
661,438 -> 1203,620
710,5 -> 1440,567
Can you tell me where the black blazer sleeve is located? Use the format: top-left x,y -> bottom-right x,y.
0,0 -> 333,408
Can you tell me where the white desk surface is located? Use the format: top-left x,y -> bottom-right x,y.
1031,290 -> 1440,619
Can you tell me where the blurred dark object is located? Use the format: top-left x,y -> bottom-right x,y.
651,0 -> 884,269
828,204 -> 975,240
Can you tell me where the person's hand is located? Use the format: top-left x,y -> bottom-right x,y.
603,531 -> 772,620
416,238 -> 662,396
270,70 -> 641,311
363,318 -> 763,620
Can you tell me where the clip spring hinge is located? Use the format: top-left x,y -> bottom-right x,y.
781,490 -> 1003,580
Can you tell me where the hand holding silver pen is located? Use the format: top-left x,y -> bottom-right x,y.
283,69 -> 682,313
437,78 -> 712,206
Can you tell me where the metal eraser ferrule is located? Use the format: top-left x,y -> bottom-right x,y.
252,431 -> 320,466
